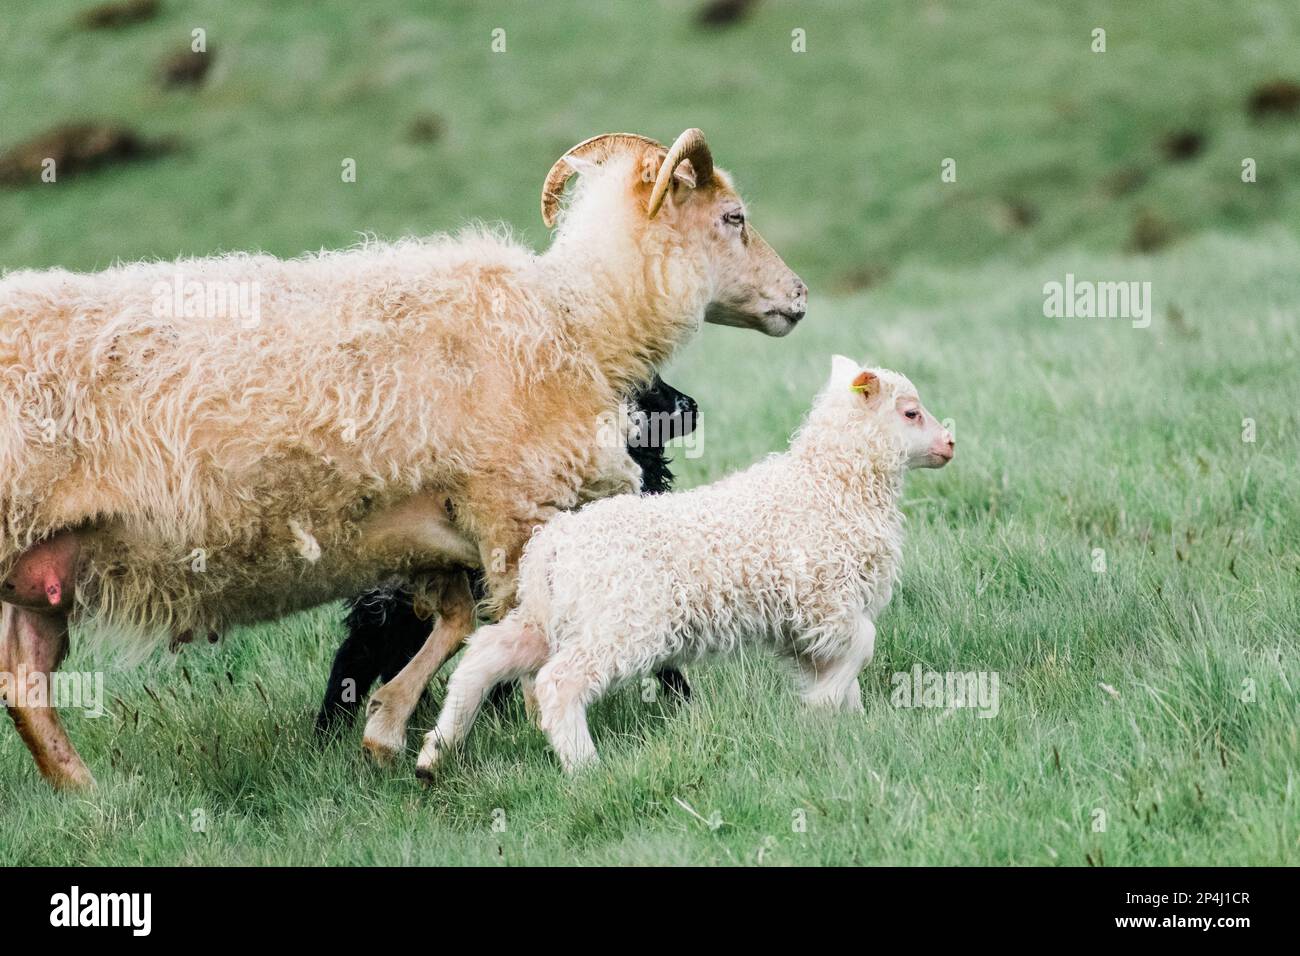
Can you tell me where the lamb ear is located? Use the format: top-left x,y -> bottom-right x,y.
829,354 -> 859,387
850,370 -> 880,399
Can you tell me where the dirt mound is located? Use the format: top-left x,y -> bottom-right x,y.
1160,129 -> 1205,162
1129,208 -> 1174,253
0,123 -> 172,187
407,113 -> 445,144
696,0 -> 759,28
77,0 -> 159,30
159,47 -> 214,89
1248,79 -> 1300,119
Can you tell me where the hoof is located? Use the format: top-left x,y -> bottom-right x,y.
361,701 -> 407,766
414,764 -> 435,786
51,765 -> 96,792
414,732 -> 444,776
361,733 -> 402,766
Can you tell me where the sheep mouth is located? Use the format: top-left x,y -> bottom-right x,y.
760,309 -> 804,337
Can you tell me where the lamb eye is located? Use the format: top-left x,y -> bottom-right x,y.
905,409 -> 920,421
723,210 -> 745,227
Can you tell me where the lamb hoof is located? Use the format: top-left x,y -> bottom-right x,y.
559,755 -> 597,776
414,764 -> 435,786
522,687 -> 540,726
414,733 -> 443,776
657,668 -> 691,703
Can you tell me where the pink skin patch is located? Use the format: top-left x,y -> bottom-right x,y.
2,534 -> 81,612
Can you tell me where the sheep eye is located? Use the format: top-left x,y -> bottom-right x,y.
905,409 -> 921,421
723,210 -> 745,227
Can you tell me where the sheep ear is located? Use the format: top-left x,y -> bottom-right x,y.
850,370 -> 880,399
673,159 -> 698,189
639,151 -> 663,184
564,153 -> 599,175
829,354 -> 859,387
640,153 -> 696,193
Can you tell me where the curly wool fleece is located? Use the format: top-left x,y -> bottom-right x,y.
419,356 -> 953,774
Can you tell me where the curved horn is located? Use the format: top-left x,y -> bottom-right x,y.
540,132 -> 664,228
646,128 -> 714,220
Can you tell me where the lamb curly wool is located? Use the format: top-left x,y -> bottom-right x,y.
417,357 -> 955,774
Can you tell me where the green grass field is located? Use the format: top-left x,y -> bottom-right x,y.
1,0 -> 1297,865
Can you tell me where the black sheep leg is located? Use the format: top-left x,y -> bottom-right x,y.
315,634 -> 381,734
656,667 -> 691,703
315,589 -> 432,735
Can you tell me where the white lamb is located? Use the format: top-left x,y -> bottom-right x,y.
416,356 -> 955,774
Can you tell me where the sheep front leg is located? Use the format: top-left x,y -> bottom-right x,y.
457,486 -> 555,618
577,441 -> 643,503
799,617 -> 876,713
460,441 -> 638,616
362,572 -> 475,764
0,603 -> 94,790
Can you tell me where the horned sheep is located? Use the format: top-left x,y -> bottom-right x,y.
0,129 -> 807,788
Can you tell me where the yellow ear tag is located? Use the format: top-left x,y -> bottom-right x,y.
849,370 -> 879,396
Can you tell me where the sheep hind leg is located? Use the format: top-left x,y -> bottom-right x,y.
362,572 -> 475,765
0,603 -> 93,790
414,616 -> 547,778
799,617 -> 876,713
532,653 -> 605,774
